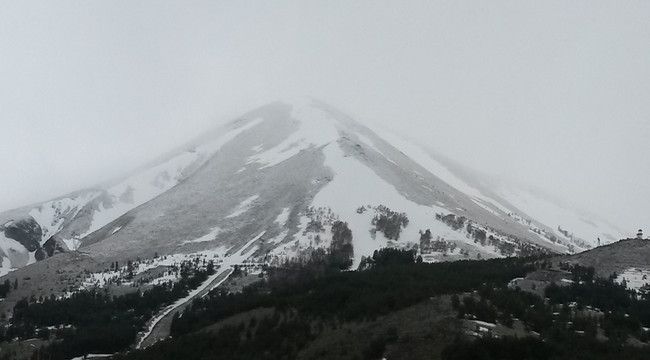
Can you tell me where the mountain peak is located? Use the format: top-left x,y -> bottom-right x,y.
0,100 -> 623,278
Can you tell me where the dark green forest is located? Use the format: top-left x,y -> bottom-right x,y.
1,260 -> 216,360
4,248 -> 650,360
117,249 -> 536,360
447,264 -> 650,360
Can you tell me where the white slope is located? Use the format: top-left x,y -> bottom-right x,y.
371,129 -> 623,248
375,129 -> 488,201
246,101 -> 340,168
80,118 -> 265,239
0,232 -> 28,277
0,99 -> 626,281
181,227 -> 222,245
225,195 -> 260,219
312,141 -> 451,267
28,191 -> 102,242
0,117 -> 265,270
495,185 -> 623,245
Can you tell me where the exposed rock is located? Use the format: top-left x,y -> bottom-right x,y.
34,248 -> 46,261
43,235 -> 68,257
3,217 -> 42,252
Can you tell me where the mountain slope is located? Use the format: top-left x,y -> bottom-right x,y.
0,99 -> 623,279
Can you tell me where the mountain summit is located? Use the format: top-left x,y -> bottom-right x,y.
0,100 -> 623,279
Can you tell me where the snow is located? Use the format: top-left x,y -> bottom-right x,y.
26,251 -> 37,266
0,232 -> 27,274
182,227 -> 222,244
79,118 -> 265,239
355,133 -> 395,164
136,232 -> 262,349
226,195 -> 259,218
71,354 -> 112,360
312,140 -> 453,267
267,230 -> 289,245
374,129 -> 486,199
497,186 -> 622,246
16,118 -> 266,257
0,255 -> 13,277
367,128 -> 618,248
62,238 -> 81,251
135,267 -> 233,349
151,273 -> 179,285
616,268 -> 650,292
237,231 -> 265,257
0,232 -> 25,256
196,117 -> 264,154
275,207 -> 291,226
372,129 -> 513,218
472,320 -> 497,328
29,191 -> 101,242
247,101 -> 340,168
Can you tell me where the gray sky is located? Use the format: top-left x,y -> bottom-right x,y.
1,1 -> 648,232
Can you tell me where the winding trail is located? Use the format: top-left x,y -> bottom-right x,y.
136,267 -> 233,348
135,232 -> 264,349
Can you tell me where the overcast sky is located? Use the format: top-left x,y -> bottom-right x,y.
0,1 -> 648,232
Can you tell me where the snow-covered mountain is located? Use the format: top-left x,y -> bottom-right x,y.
0,99 -> 624,278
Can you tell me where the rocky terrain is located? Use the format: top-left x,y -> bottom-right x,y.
0,99 -> 626,315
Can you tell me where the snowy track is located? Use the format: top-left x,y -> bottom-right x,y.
135,234 -> 262,349
135,267 -> 233,349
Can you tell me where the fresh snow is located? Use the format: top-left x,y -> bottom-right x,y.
136,232 -> 262,349
312,139 -> 453,267
616,268 -> 650,292
497,186 -> 622,246
0,255 -> 12,277
62,238 -> 81,251
182,227 -> 222,244
0,232 -> 28,274
472,320 -> 497,328
226,195 -> 259,218
267,230 -> 289,245
79,117 -> 265,239
372,129 -> 513,218
374,129 -> 486,199
247,101 -> 340,168
275,207 -> 291,226
355,133 -> 395,164
29,191 -> 102,241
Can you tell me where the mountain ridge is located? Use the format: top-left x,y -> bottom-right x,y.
0,100 -> 623,280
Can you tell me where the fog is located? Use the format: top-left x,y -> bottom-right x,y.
1,1 -> 648,233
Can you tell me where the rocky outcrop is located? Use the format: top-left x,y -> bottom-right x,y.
3,217 -> 42,252
42,235 -> 68,257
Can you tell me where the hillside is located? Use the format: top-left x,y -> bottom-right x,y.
0,99 -> 626,317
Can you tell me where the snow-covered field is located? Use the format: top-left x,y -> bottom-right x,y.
616,267 -> 650,292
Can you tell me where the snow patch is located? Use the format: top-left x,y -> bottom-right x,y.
312,141 -> 452,267
616,268 -> 650,292
275,207 -> 291,226
226,195 -> 259,219
247,102 -> 340,168
182,227 -> 222,244
79,118 -> 264,239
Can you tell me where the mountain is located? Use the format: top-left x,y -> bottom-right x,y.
560,236 -> 650,289
0,99 -> 624,282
